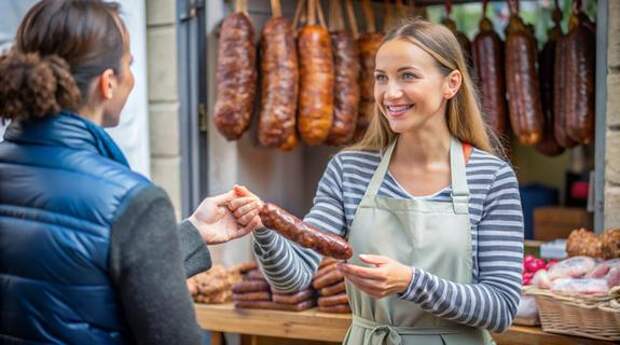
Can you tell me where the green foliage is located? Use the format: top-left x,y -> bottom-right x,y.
422,0 -> 597,48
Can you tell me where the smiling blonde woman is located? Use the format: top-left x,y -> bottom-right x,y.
229,19 -> 524,345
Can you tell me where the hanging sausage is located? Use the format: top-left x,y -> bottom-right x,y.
564,0 -> 596,145
442,0 -> 472,70
472,0 -> 507,139
383,0 -> 396,32
257,0 -> 299,150
505,0 -> 544,145
553,28 -> 577,148
297,0 -> 334,145
355,0 -> 384,141
535,0 -> 565,156
326,0 -> 360,146
213,0 -> 257,141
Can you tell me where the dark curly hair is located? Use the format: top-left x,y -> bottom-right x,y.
0,0 -> 126,122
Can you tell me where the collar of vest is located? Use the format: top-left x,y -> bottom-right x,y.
4,111 -> 129,167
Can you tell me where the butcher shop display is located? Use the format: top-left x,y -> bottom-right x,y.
213,0 -> 257,141
472,0 -> 507,139
505,0 -> 544,145
297,0 -> 334,145
355,0 -> 383,140
257,0 -> 299,150
442,0 -> 472,70
314,258 -> 350,313
326,0 -> 360,146
563,1 -> 596,145
535,0 -> 565,156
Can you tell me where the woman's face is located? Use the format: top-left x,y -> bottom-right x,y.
374,38 -> 452,134
101,34 -> 135,127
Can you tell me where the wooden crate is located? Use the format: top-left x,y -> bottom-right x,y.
533,207 -> 593,241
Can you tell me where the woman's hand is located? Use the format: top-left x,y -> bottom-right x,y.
227,185 -> 264,231
338,255 -> 414,299
189,190 -> 260,245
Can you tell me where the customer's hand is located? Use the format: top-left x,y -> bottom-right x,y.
228,185 -> 264,231
189,190 -> 260,245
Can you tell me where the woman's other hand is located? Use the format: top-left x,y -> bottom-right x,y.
338,255 -> 414,299
189,190 -> 260,245
228,185 -> 264,231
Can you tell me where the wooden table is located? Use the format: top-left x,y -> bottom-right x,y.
195,303 -> 615,345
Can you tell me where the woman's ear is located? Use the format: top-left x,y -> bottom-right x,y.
443,70 -> 462,100
97,69 -> 117,100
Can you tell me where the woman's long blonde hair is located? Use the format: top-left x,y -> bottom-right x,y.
348,18 -> 502,157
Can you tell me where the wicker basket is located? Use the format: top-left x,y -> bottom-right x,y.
525,287 -> 620,341
512,315 -> 540,326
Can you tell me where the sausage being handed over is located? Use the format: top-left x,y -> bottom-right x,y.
260,203 -> 353,260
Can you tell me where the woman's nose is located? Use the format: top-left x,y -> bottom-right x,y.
385,82 -> 403,99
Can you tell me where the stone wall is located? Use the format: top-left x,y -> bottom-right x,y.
146,0 -> 182,217
605,0 -> 620,228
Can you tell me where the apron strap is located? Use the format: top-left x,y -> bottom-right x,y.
450,137 -> 470,214
352,315 -> 461,345
365,139 -> 398,197
364,136 -> 470,214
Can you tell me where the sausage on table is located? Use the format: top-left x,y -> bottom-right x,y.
272,289 -> 314,304
232,291 -> 271,302
232,280 -> 271,294
312,269 -> 345,290
317,293 -> 349,307
235,300 -> 316,311
318,304 -> 351,313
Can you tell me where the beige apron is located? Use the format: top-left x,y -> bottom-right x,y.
342,137 -> 495,345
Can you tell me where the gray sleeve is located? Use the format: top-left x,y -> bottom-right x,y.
178,219 -> 212,277
109,185 -> 206,345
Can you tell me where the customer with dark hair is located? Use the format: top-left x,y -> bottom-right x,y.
0,1 -> 257,344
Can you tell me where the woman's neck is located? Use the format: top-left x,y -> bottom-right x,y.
393,119 -> 452,168
77,105 -> 104,126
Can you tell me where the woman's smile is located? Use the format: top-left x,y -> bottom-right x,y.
384,103 -> 415,119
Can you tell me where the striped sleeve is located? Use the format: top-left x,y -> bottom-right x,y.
399,162 -> 524,332
251,156 -> 347,293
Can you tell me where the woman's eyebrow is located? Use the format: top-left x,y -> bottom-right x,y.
397,66 -> 419,72
375,66 -> 419,73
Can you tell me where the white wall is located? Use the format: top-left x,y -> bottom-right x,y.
106,0 -> 151,177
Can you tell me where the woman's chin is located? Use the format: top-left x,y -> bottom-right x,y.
388,121 -> 411,134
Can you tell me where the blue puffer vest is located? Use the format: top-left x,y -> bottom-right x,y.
0,112 -> 151,344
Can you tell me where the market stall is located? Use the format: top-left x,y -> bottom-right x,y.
184,0 -> 620,343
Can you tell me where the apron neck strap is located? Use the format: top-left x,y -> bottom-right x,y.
365,139 -> 398,197
364,136 -> 470,213
450,137 -> 470,214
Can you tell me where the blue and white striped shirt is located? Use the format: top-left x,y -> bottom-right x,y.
252,147 -> 524,332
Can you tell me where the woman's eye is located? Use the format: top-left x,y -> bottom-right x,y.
402,72 -> 417,80
374,74 -> 387,82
